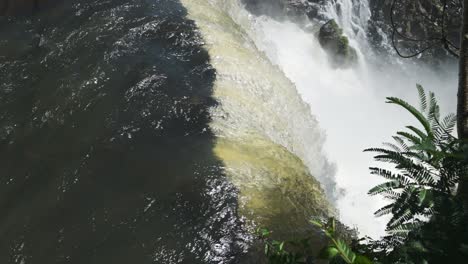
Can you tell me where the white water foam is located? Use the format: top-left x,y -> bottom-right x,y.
186,0 -> 458,238
237,8 -> 458,237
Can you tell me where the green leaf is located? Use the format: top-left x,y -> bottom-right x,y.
397,131 -> 421,145
374,204 -> 393,217
336,239 -> 356,263
260,228 -> 271,237
368,180 -> 403,196
319,246 -> 339,259
353,255 -> 373,264
416,84 -> 427,113
386,96 -> 432,137
310,219 -> 323,228
279,241 -> 284,251
406,125 -> 428,140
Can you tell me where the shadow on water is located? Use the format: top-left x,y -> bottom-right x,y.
0,0 -> 250,262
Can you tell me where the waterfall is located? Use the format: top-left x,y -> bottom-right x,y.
182,0 -> 458,238
0,0 -> 460,262
242,0 -> 458,237
322,0 -> 371,46
180,0 -> 335,242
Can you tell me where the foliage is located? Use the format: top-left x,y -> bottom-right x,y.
364,85 -> 468,263
364,84 -> 466,233
312,218 -> 373,264
257,218 -> 370,264
256,228 -> 314,264
259,86 -> 468,264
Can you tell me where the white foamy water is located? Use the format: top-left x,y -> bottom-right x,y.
182,0 -> 458,238
234,5 -> 458,237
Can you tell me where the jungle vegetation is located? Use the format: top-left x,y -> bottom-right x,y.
259,86 -> 468,263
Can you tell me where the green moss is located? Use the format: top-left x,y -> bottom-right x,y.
337,36 -> 350,54
327,19 -> 343,36
318,20 -> 358,68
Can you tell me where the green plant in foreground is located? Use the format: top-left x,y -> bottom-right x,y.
260,85 -> 468,264
257,228 -> 313,264
364,85 -> 468,263
365,84 -> 465,234
311,218 -> 372,264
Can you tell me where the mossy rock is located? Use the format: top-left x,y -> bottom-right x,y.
318,19 -> 358,68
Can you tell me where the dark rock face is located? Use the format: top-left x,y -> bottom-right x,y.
242,1 -> 359,68
242,0 -> 461,63
368,0 -> 462,60
241,0 -> 328,22
0,0 -> 59,16
318,19 -> 358,68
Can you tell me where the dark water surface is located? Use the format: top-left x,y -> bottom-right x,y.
0,0 -> 250,262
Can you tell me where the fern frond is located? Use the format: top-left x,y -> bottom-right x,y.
369,168 -> 411,184
435,113 -> 457,142
375,204 -> 393,217
403,168 -> 436,186
387,221 -> 423,235
387,97 -> 432,136
388,208 -> 414,229
427,91 -> 440,123
416,84 -> 427,112
368,180 -> 403,196
381,190 -> 402,200
383,142 -> 402,152
406,125 -> 428,140
397,131 -> 421,145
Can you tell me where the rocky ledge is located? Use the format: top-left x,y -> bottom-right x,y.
318,19 -> 358,68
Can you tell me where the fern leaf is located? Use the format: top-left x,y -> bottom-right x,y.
406,125 -> 428,140
368,180 -> 403,196
393,136 -> 410,152
375,204 -> 393,217
387,97 -> 432,136
397,131 -> 421,145
387,221 -> 423,235
383,142 -> 402,152
416,84 -> 427,112
427,91 -> 440,123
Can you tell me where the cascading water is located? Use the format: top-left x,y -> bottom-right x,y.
181,0 -> 335,239
0,0 -> 336,262
0,0 -> 460,262
322,0 -> 371,46
219,0 -> 458,237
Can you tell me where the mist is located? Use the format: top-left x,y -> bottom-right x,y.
237,11 -> 458,237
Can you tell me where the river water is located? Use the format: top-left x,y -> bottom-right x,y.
0,0 -> 458,263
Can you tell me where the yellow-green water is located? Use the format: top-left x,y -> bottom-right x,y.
181,0 -> 335,236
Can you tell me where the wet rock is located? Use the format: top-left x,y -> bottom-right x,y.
241,0 -> 328,22
318,19 -> 357,68
368,0 -> 461,62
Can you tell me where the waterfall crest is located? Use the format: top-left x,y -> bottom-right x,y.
181,0 -> 336,237
217,0 -> 458,238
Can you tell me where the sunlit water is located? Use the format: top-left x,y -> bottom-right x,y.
224,0 -> 458,237
0,0 -> 459,263
0,0 -> 337,262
